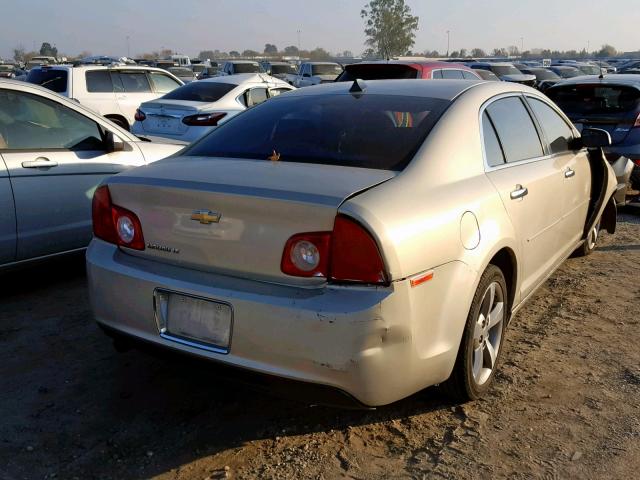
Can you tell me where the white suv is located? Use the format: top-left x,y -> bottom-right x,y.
26,65 -> 183,130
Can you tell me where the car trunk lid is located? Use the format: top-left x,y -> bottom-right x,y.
138,100 -> 205,135
106,157 -> 395,285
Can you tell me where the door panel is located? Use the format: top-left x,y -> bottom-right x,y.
556,152 -> 591,251
0,155 -> 16,264
487,160 -> 564,298
2,149 -> 143,260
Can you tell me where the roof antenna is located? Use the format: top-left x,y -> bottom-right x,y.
349,78 -> 367,95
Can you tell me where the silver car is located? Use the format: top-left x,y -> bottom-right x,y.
0,79 -> 183,268
86,80 -> 617,407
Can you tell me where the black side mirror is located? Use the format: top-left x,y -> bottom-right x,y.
581,128 -> 612,148
104,131 -> 125,153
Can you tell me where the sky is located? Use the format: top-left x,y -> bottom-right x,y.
1,0 -> 639,59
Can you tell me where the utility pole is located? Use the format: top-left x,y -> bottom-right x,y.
446,30 -> 450,57
297,29 -> 301,54
126,36 -> 130,58
520,37 -> 524,53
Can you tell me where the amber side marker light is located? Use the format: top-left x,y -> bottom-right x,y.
410,270 -> 434,288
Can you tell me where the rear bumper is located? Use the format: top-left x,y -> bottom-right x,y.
86,240 -> 474,406
131,122 -> 213,144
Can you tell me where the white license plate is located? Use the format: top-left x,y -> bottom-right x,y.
150,116 -> 179,132
154,290 -> 232,352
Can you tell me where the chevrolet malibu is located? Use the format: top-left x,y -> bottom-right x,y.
87,80 -> 617,407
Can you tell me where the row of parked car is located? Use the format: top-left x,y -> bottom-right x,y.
0,53 -> 635,407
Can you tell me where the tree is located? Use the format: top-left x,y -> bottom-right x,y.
597,44 -> 617,58
39,42 -> 58,57
283,45 -> 299,56
308,47 -> 331,60
471,48 -> 486,58
13,45 -> 26,62
264,43 -> 278,55
361,0 -> 419,59
458,48 -> 468,58
229,50 -> 241,57
242,49 -> 260,57
491,47 -> 508,57
449,50 -> 460,58
342,50 -> 353,58
198,50 -> 216,60
507,45 -> 519,56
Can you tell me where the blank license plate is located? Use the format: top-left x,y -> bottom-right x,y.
158,291 -> 232,351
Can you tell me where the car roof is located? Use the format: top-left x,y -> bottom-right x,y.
470,62 -> 515,67
276,78 -> 487,100
199,73 -> 289,86
548,74 -> 640,88
346,60 -> 467,68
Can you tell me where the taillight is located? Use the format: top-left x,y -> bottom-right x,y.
134,109 -> 146,121
634,112 -> 640,128
280,215 -> 388,285
182,112 -> 227,126
634,159 -> 640,167
330,216 -> 388,284
92,185 -> 145,250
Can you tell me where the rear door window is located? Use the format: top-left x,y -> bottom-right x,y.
486,96 -> 544,163
184,94 -> 451,171
527,97 -> 574,154
246,88 -> 268,107
442,69 -> 464,79
431,70 -> 443,79
85,71 -> 113,92
462,70 -> 479,80
26,69 -> 68,93
118,72 -> 152,93
482,112 -> 506,167
149,72 -> 182,94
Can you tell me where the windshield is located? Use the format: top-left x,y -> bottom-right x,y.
162,82 -> 236,102
553,67 -> 581,78
577,65 -> 601,75
530,69 -> 560,80
337,64 -> 419,81
270,64 -> 297,74
312,64 -> 343,76
234,63 -> 262,73
184,94 -> 450,171
491,65 -> 522,76
547,85 -> 640,116
26,69 -> 68,93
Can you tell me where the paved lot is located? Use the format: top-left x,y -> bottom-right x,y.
1,212 -> 639,479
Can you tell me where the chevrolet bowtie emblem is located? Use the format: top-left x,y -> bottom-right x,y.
191,209 -> 221,224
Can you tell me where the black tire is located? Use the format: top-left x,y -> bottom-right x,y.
574,219 -> 600,257
441,265 -> 508,402
106,116 -> 129,131
631,163 -> 640,191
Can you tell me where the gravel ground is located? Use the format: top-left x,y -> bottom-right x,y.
0,215 -> 638,480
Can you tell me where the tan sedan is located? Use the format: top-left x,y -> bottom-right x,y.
86,79 -> 617,407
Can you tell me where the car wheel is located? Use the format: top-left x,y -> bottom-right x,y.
574,220 -> 600,257
442,265 -> 507,402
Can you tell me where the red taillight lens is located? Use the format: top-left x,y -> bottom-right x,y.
634,159 -> 640,167
330,216 -> 387,284
281,232 -> 331,277
280,216 -> 388,284
182,112 -> 227,126
92,185 -> 145,250
134,109 -> 146,121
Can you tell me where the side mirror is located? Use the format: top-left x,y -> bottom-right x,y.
581,128 -> 612,148
104,131 -> 125,153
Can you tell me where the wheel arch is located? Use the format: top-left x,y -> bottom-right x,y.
487,247 -> 518,322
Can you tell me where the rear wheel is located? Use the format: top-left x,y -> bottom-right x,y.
442,265 -> 507,402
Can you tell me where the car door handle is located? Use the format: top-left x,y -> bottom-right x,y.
510,185 -> 528,200
21,157 -> 59,168
564,168 -> 576,178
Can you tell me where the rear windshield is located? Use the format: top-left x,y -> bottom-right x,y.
270,64 -> 297,74
312,64 -> 343,76
491,65 -> 522,76
234,63 -> 262,73
26,69 -> 68,93
337,64 -> 419,82
577,65 -> 601,75
184,94 -> 450,170
553,67 -> 580,78
547,85 -> 640,115
529,69 -> 559,80
162,82 -> 236,102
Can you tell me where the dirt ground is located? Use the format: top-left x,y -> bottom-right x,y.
1,211 -> 639,480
